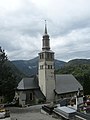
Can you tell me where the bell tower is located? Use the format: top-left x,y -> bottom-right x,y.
38,21 -> 55,101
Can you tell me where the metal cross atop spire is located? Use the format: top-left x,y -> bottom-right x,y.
45,20 -> 47,34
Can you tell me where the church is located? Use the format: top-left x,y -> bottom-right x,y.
15,23 -> 83,106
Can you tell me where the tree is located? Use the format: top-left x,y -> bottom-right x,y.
0,47 -> 17,102
83,74 -> 90,95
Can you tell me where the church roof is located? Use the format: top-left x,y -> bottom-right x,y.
17,74 -> 83,95
17,77 -> 39,90
55,74 -> 83,94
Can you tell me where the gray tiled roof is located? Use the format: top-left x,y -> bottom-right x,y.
55,74 -> 83,94
17,77 -> 39,90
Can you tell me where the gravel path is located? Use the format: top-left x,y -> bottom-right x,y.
8,105 -> 59,120
10,112 -> 59,120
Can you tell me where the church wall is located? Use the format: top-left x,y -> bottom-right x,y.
55,92 -> 77,101
38,61 -> 46,97
18,91 -> 26,106
15,90 -> 37,106
45,68 -> 55,101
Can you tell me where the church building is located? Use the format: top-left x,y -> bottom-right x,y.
15,22 -> 83,106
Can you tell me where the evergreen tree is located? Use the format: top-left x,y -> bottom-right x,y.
0,47 -> 17,102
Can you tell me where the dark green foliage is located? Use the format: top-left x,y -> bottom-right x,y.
0,47 -> 23,102
55,59 -> 90,95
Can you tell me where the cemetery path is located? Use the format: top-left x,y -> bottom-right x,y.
8,105 -> 59,120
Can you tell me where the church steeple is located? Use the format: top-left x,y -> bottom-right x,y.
38,22 -> 55,101
42,20 -> 50,51
45,20 -> 47,34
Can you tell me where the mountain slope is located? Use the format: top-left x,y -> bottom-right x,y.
6,60 -> 26,81
56,59 -> 90,95
67,59 -> 90,66
56,59 -> 90,75
12,57 -> 66,76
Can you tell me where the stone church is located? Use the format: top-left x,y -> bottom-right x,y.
15,23 -> 83,106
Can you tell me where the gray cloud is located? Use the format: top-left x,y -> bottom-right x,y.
56,50 -> 90,62
0,0 -> 90,61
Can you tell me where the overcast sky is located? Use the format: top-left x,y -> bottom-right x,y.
0,0 -> 90,62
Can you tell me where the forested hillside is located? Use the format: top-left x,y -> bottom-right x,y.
12,57 -> 66,76
56,59 -> 90,95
